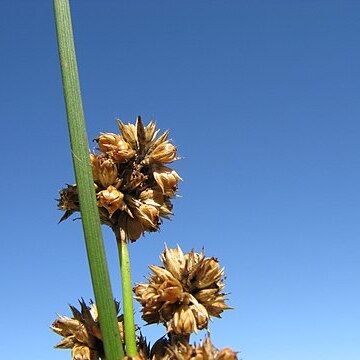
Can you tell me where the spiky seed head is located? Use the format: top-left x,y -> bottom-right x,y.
58,117 -> 181,242
50,300 -> 123,360
159,335 -> 238,360
134,245 -> 231,335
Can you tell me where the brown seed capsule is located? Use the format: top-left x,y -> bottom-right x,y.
52,316 -> 90,345
97,158 -> 118,188
97,133 -> 135,163
169,305 -> 197,334
149,142 -> 177,164
139,188 -> 165,206
96,133 -> 122,152
152,164 -> 181,196
138,204 -> 160,231
97,186 -> 124,217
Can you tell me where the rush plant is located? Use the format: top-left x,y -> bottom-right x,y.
52,1 -> 237,359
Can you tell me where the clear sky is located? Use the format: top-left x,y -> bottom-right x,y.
1,1 -> 359,359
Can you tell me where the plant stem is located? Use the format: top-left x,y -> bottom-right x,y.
53,1 -> 124,359
116,229 -> 138,356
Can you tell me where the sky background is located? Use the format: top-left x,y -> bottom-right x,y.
1,1 -> 359,359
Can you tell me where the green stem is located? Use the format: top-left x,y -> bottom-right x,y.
116,229 -> 138,356
53,1 -> 124,359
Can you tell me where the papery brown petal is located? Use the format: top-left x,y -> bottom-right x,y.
144,120 -> 157,145
149,265 -> 175,281
117,120 -> 138,150
161,244 -> 185,280
147,130 -> 169,156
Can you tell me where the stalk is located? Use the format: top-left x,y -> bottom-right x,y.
53,1 -> 124,359
116,229 -> 138,356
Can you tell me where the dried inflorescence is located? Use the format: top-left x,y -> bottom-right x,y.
51,300 -> 124,360
134,245 -> 231,335
151,335 -> 238,360
58,117 -> 181,242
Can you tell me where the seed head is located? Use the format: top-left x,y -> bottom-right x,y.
50,300 -> 123,360
58,117 -> 181,242
134,245 -> 231,335
151,335 -> 238,360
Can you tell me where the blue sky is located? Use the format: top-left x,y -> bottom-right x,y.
1,1 -> 359,359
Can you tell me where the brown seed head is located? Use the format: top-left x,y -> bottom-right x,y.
134,246 -> 231,335
58,117 -> 180,242
51,300 -> 123,360
164,335 -> 238,360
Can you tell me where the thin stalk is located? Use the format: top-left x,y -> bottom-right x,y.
53,1 -> 124,359
116,229 -> 138,356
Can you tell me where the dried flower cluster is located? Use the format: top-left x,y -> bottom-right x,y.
51,300 -> 124,360
134,245 -> 231,335
54,120 -> 238,360
151,335 -> 238,360
58,117 -> 181,241
51,301 -> 237,360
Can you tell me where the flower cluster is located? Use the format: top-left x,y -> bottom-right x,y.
152,336 -> 238,360
58,117 -> 181,241
134,245 -> 231,335
51,300 -> 124,360
54,120 -> 238,360
51,301 -> 237,360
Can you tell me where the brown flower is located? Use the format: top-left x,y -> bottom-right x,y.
50,300 -> 124,360
58,117 -> 181,242
97,186 -> 124,217
134,246 -> 231,335
149,142 -> 178,164
151,335 -> 238,360
97,133 -> 136,163
152,164 -> 182,196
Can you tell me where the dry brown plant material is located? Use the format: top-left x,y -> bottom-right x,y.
134,245 -> 231,335
58,117 -> 181,242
